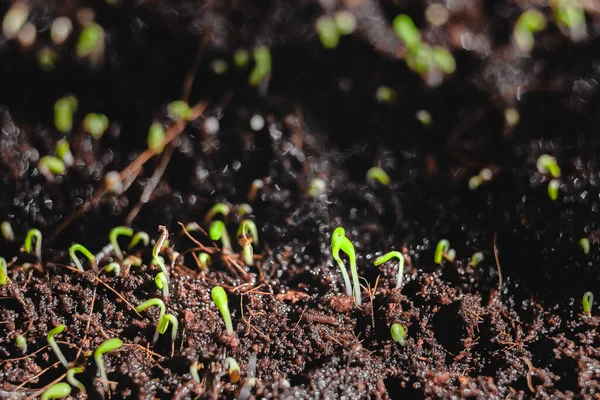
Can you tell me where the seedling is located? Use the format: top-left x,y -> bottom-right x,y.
167,100 -> 191,121
233,49 -> 249,68
334,10 -> 356,35
109,226 -> 133,260
536,154 -> 561,178
431,46 -> 456,74
198,253 -> 211,272
94,337 -> 123,392
393,14 -> 421,53
54,95 -> 77,133
248,179 -> 264,203
1,221 -> 14,241
552,0 -> 586,42
122,255 -> 142,271
249,46 -> 271,87
50,16 -> 72,45
129,231 -> 150,249
210,220 -> 233,254
41,382 -> 71,400
76,22 -> 104,67
548,179 -> 560,201
469,175 -> 483,190
67,367 -> 85,393
104,262 -> 121,277
331,227 -> 353,297
204,203 -> 231,224
390,323 -> 407,346
434,239 -> 450,264
24,228 -> 42,260
47,324 -> 69,368
0,257 -> 7,285
316,16 -> 340,49
211,286 -> 234,335
224,357 -> 241,383
237,220 -> 258,266
190,361 -> 202,382
366,167 -> 390,186
308,178 -> 326,197
2,2 -> 28,39
416,110 -> 432,126
505,108 -> 520,126
16,334 -> 27,353
69,243 -> 96,272
374,251 -> 405,289
514,9 -> 547,53
331,227 -> 362,306
238,203 -> 253,216
147,123 -> 165,153
471,252 -> 484,266
375,86 -> 396,104
157,313 -> 178,342
155,272 -> 169,298
136,298 -> 165,343
446,248 -> 456,262
56,139 -> 74,167
579,238 -> 590,255
152,226 -> 169,277
84,113 -> 109,139
39,156 -> 66,180
582,291 -> 593,317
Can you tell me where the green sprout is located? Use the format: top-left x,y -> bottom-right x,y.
47,324 -> 69,368
366,167 -> 390,186
434,239 -> 450,264
514,9 -> 547,53
224,356 -> 241,383
582,291 -> 593,317
431,46 -> 456,74
233,49 -> 249,68
190,361 -> 202,383
147,123 -> 165,153
204,203 -> 231,224
16,334 -> 27,353
1,221 -> 14,241
375,86 -> 396,104
69,243 -> 96,272
84,113 -> 109,139
505,107 -> 520,126
109,226 -> 133,260
579,238 -> 590,255
238,203 -> 253,216
211,286 -> 234,335
54,95 -> 77,133
157,313 -> 178,342
76,22 -> 104,63
237,220 -> 258,266
393,14 -> 421,53
331,227 -> 353,297
316,16 -> 340,49
374,251 -> 405,289
334,10 -> 356,35
331,227 -> 362,306
548,179 -> 560,201
308,178 -> 326,197
471,252 -> 484,266
416,110 -> 432,126
155,272 -> 169,298
41,382 -> 71,400
38,47 -> 59,71
56,139 -> 74,167
67,367 -> 86,394
39,156 -> 66,180
94,337 -> 123,393
129,231 -> 150,249
136,298 -> 166,344
152,226 -> 169,277
0,257 -> 7,285
469,175 -> 483,190
391,323 -> 407,346
123,255 -> 142,269
536,154 -> 561,178
249,46 -> 272,87
198,252 -> 211,272
552,0 -> 586,41
2,2 -> 29,39
104,262 -> 121,277
24,228 -> 42,260
210,220 -> 233,254
167,100 -> 191,121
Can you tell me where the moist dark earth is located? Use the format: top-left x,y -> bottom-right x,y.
1,0 -> 600,399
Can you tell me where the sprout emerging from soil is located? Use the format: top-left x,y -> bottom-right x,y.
471,252 -> 484,266
84,113 -> 109,139
308,178 -> 326,197
582,291 -> 593,317
54,95 -> 77,133
469,175 -> 483,190
248,179 -> 264,203
1,221 -> 14,241
210,221 -> 233,254
147,123 -> 165,154
198,252 -> 211,272
94,337 -> 123,392
109,226 -> 133,260
249,46 -> 272,87
548,179 -> 560,201
374,251 -> 406,289
552,0 -> 586,42
233,49 -> 249,68
2,2 -> 29,39
237,220 -> 258,266
41,382 -> 71,400
136,298 -> 166,343
225,357 -> 241,383
167,100 -> 191,121
331,227 -> 362,306
190,361 -> 202,383
238,353 -> 258,400
316,16 -> 340,49
56,139 -> 74,167
334,10 -> 356,35
0,257 -> 7,285
238,203 -> 253,216
155,272 -> 169,298
514,9 -> 547,53
24,228 -> 42,260
67,367 -> 86,394
366,167 -> 390,186
434,239 -> 450,264
69,243 -> 96,272
390,323 -> 407,346
47,324 -> 69,368
76,22 -> 104,67
157,313 -> 178,342
129,231 -> 150,249
153,226 -> 169,277
205,203 -> 231,224
536,154 -> 561,178
16,334 -> 27,353
211,286 -> 234,335
579,238 -> 590,255
431,46 -> 456,74
393,14 -> 421,53
104,262 -> 121,277
39,156 -> 66,180
50,16 -> 72,45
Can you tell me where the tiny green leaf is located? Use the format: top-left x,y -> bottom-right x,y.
390,323 -> 407,346
41,382 -> 71,400
84,113 -> 109,139
212,286 -> 234,334
393,14 -> 421,53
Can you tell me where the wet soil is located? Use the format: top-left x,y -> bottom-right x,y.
1,0 -> 600,399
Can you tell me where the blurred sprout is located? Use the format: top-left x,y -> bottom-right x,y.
148,123 -> 165,153
469,175 -> 483,190
17,22 -> 36,48
233,49 -> 249,68
552,0 -> 586,42
579,237 -> 590,255
548,179 -> 560,201
211,59 -> 228,75
393,14 -> 421,53
56,139 -> 74,167
425,3 -> 450,26
416,110 -> 432,126
39,156 -> 66,180
375,86 -> 396,104
504,107 -> 520,126
2,2 -> 29,39
249,46 -> 272,87
480,168 -> 493,181
84,113 -> 109,139
514,9 -> 547,53
366,167 -> 390,186
54,95 -> 78,133
250,114 -> 265,131
37,47 -> 59,71
76,22 -> 105,67
471,252 -> 484,266
334,10 -> 356,35
431,46 -> 456,74
308,178 -> 326,197
167,100 -> 191,121
104,171 -> 123,194
537,154 -> 561,178
1,221 -> 14,242
51,16 -> 72,45
316,16 -> 340,49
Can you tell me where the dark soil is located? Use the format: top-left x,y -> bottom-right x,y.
1,0 -> 600,399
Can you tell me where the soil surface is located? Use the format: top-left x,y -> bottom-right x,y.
1,0 -> 600,399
